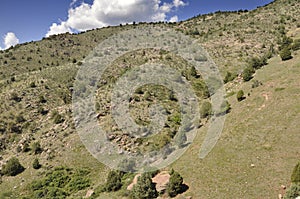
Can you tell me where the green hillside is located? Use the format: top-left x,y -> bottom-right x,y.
0,0 -> 299,198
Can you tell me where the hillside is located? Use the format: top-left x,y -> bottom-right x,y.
0,0 -> 299,198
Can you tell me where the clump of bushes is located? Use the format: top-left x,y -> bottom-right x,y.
51,111 -> 64,124
29,167 -> 90,199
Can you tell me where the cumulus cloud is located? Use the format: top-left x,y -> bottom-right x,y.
2,32 -> 19,49
169,15 -> 178,22
46,0 -> 187,36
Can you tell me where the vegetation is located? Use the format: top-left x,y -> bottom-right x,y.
166,169 -> 185,197
28,167 -> 90,199
280,47 -> 293,61
131,173 -> 158,199
291,162 -> 300,183
200,101 -> 212,118
1,157 -> 25,176
236,90 -> 245,102
103,170 -> 124,192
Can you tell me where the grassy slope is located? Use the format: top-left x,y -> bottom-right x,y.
173,53 -> 300,198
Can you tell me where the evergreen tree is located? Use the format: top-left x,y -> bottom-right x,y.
131,173 -> 158,199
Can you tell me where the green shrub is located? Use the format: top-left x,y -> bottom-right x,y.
51,111 -> 64,124
236,90 -> 245,101
31,142 -> 42,154
217,100 -> 231,115
292,39 -> 300,51
1,157 -> 25,176
200,101 -> 212,118
223,71 -> 236,83
280,47 -> 293,61
292,162 -> 300,183
242,66 -> 255,81
29,167 -> 90,198
33,158 -> 41,169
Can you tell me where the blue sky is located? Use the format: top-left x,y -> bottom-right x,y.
0,0 -> 273,49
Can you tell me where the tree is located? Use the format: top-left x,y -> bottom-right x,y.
104,170 -> 123,192
291,162 -> 300,183
131,173 -> 158,199
166,170 -> 184,197
280,47 -> 293,61
200,101 -> 212,118
236,90 -> 245,102
2,157 -> 25,176
33,158 -> 41,169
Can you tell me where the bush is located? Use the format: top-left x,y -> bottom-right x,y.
51,111 -> 64,124
280,47 -> 293,61
30,167 -> 90,198
31,142 -> 42,154
223,71 -> 236,83
292,39 -> 300,51
292,162 -> 300,183
167,170 -> 184,197
33,158 -> 41,169
200,101 -> 212,118
236,90 -> 245,102
217,100 -> 231,115
131,173 -> 158,199
2,157 -> 25,176
242,66 -> 255,81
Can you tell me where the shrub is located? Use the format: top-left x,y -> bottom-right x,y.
292,39 -> 300,51
131,173 -> 158,199
33,158 -> 41,169
38,95 -> 47,103
242,66 -> 255,81
200,101 -> 212,118
217,100 -> 231,115
10,92 -> 21,102
223,71 -> 236,83
167,170 -> 184,197
31,142 -> 42,154
236,90 -> 245,101
251,80 -> 262,88
51,111 -> 64,124
280,47 -> 293,61
291,162 -> 300,183
1,157 -> 25,176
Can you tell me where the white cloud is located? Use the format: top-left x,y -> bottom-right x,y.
46,0 -> 187,36
3,32 -> 19,49
173,0 -> 187,8
169,15 -> 178,22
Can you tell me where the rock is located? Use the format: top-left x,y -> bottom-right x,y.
280,185 -> 286,189
84,189 -> 94,198
250,164 -> 255,168
278,194 -> 283,199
